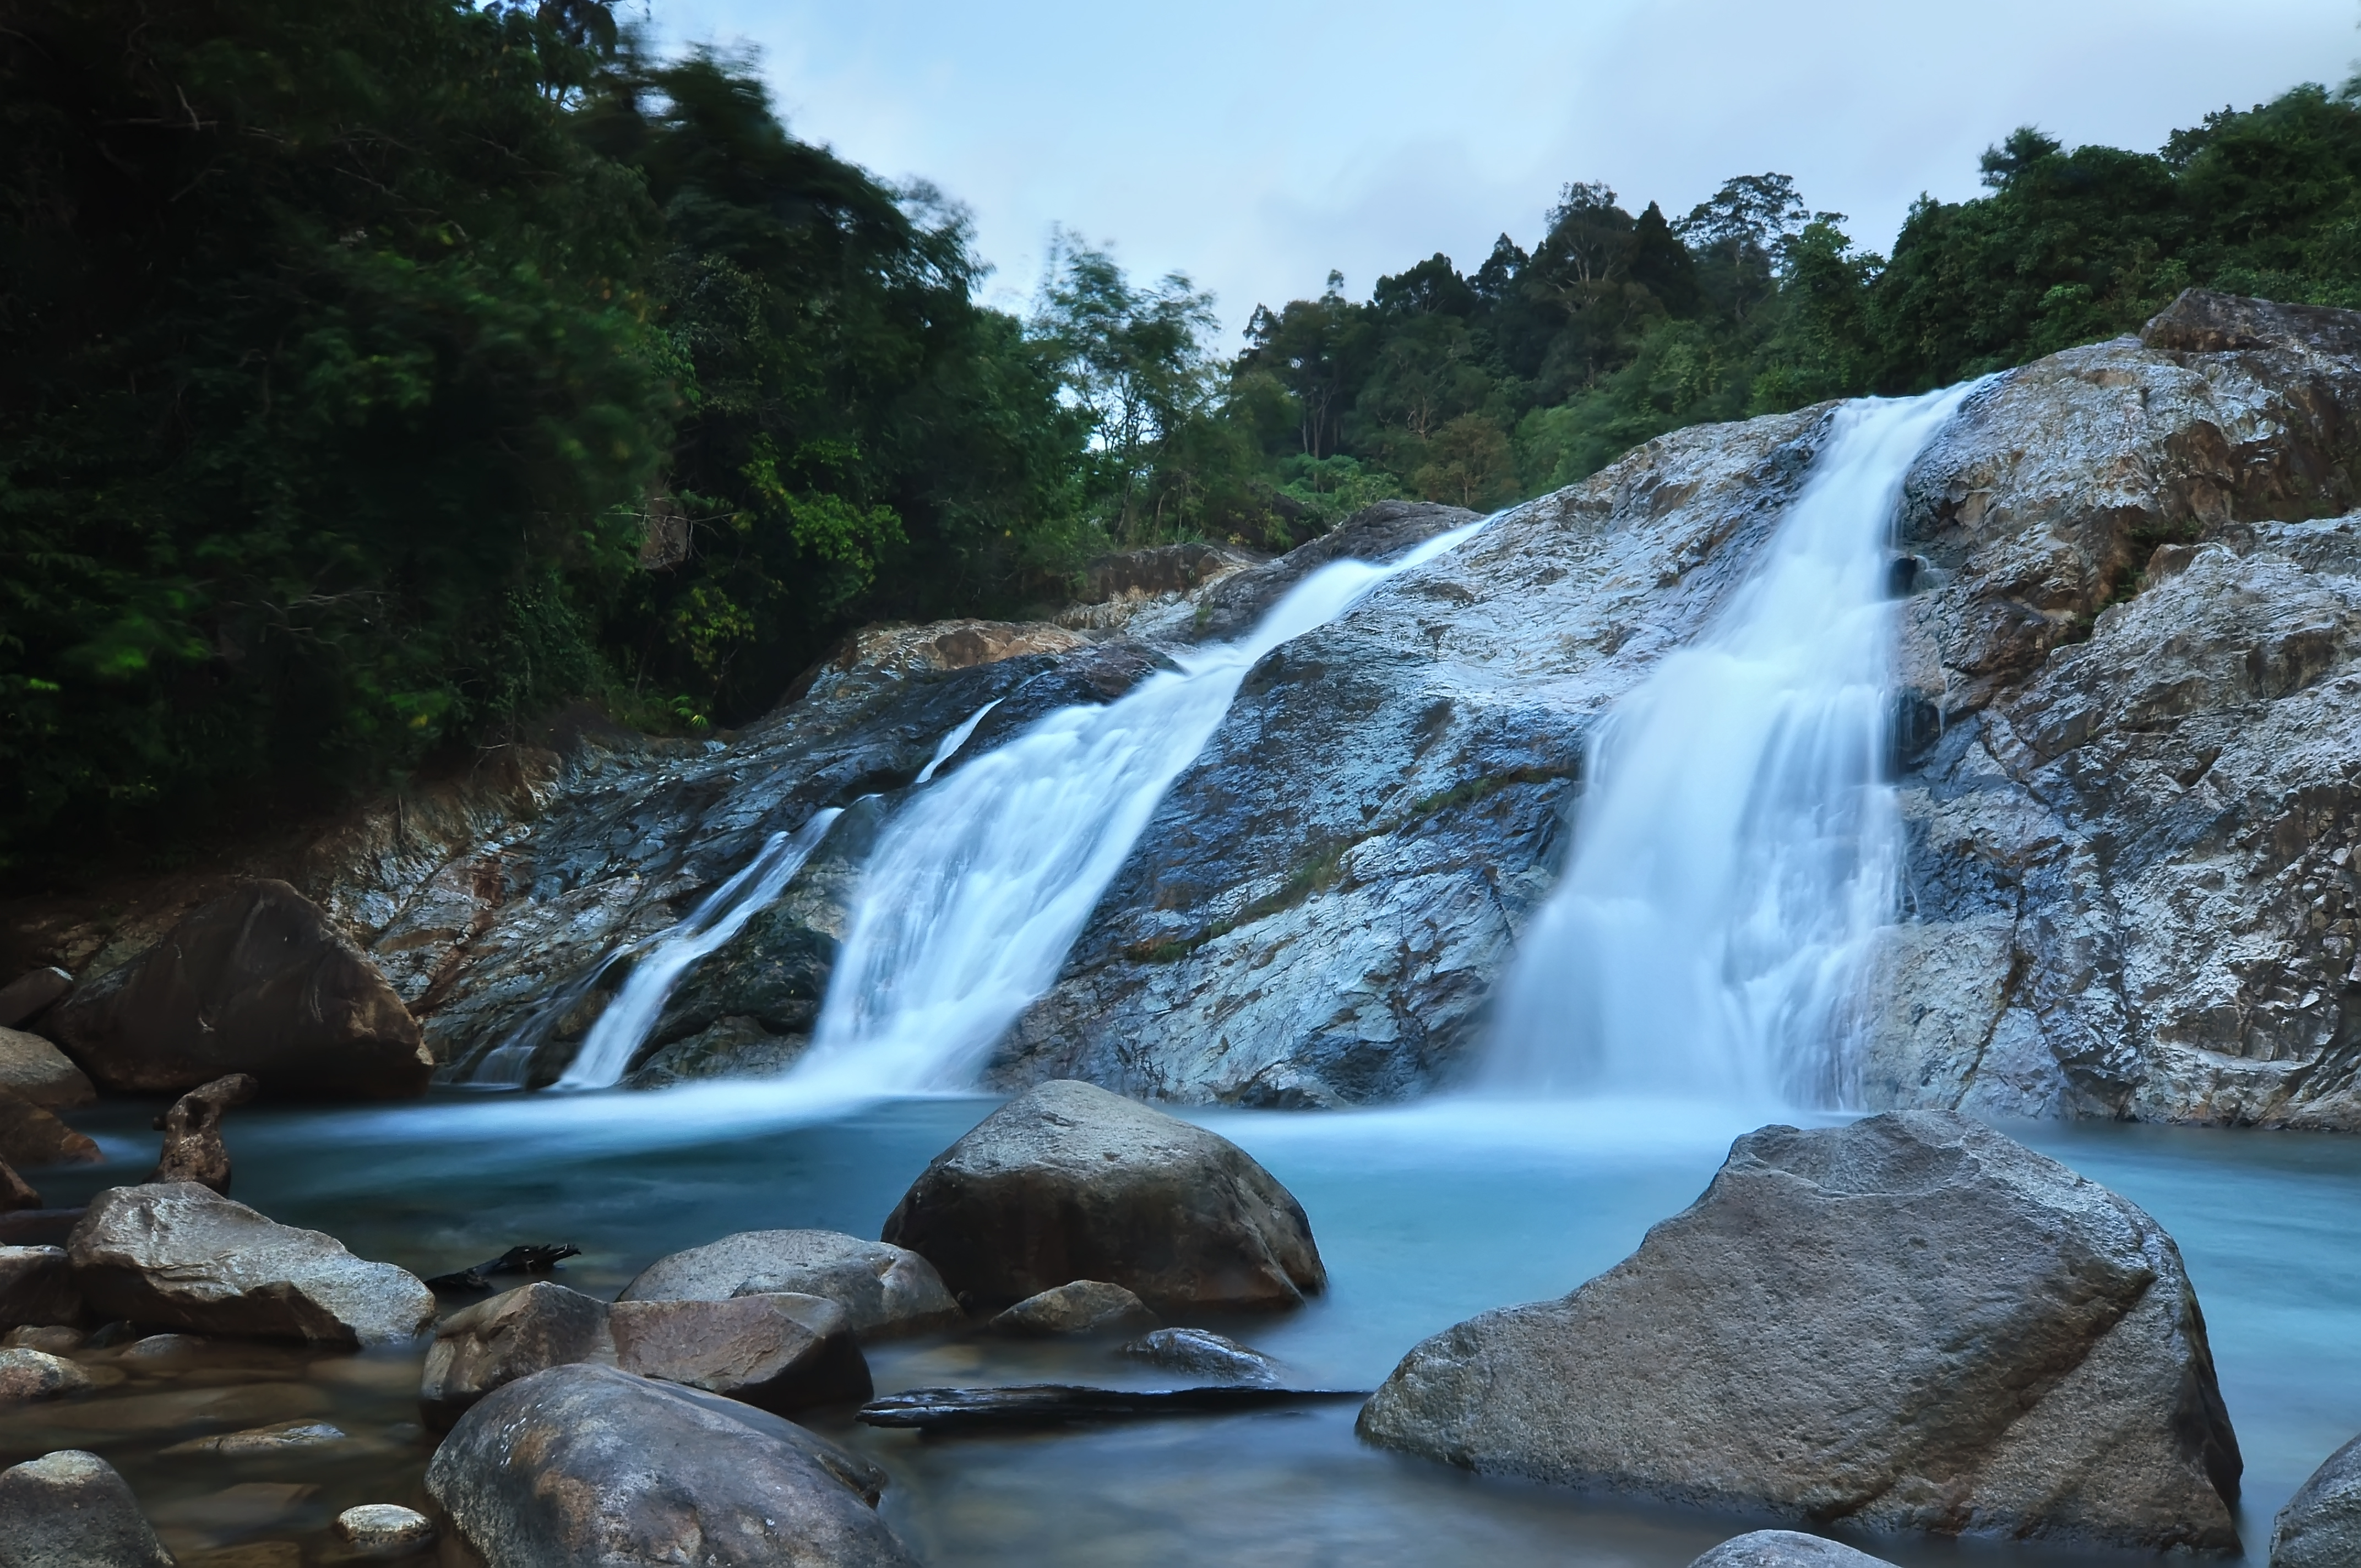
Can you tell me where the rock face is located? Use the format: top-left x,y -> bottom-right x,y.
2273,1433 -> 2361,1568
0,1030 -> 93,1110
1690,1532 -> 1898,1568
420,1280 -> 612,1431
882,1079 -> 1327,1311
1357,1112 -> 2241,1552
616,1228 -> 959,1339
0,1246 -> 79,1330
987,1280 -> 1158,1336
0,1091 -> 97,1170
0,1450 -> 174,1568
146,1074 -> 257,1194
48,880 -> 431,1099
426,1363 -> 915,1568
69,1183 -> 436,1347
610,1293 -> 871,1411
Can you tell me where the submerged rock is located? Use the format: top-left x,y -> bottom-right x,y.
882,1079 -> 1326,1311
617,1228 -> 959,1340
160,1419 -> 350,1457
1357,1112 -> 2240,1552
2273,1433 -> 2361,1567
68,1183 -> 436,1347
426,1363 -> 914,1567
0,1090 -> 98,1170
146,1073 -> 257,1194
0,1246 -> 80,1331
610,1292 -> 871,1411
420,1280 -> 612,1431
987,1280 -> 1158,1336
48,879 -> 431,1099
335,1503 -> 437,1558
1690,1531 -> 1899,1568
0,1450 -> 173,1568
1119,1326 -> 1282,1385
0,1029 -> 93,1110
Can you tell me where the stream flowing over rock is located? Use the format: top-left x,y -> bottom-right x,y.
10,291 -> 2361,1120
1355,1111 -> 2240,1551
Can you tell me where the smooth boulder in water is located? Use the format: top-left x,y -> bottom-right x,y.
882,1079 -> 1326,1311
1689,1532 -> 1899,1567
610,1293 -> 871,1412
0,1028 -> 93,1110
987,1280 -> 1158,1336
427,1363 -> 915,1568
0,1450 -> 173,1568
2273,1433 -> 2361,1567
68,1183 -> 436,1347
1119,1327 -> 1282,1385
420,1280 -> 612,1431
47,879 -> 431,1099
618,1228 -> 958,1340
1357,1111 -> 2242,1552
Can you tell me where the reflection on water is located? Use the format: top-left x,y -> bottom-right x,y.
23,1093 -> 2361,1565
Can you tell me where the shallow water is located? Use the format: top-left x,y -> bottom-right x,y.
20,1094 -> 2360,1565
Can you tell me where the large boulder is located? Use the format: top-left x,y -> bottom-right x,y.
419,1281 -> 612,1431
882,1080 -> 1327,1311
0,1246 -> 80,1331
48,879 -> 431,1099
0,1450 -> 174,1568
0,969 -> 71,1031
1357,1112 -> 2241,1552
2273,1433 -> 2361,1567
0,1090 -> 97,1170
610,1293 -> 871,1411
0,1030 -> 93,1110
1690,1532 -> 1898,1568
617,1228 -> 959,1339
426,1363 -> 916,1567
68,1183 -> 435,1347
145,1074 -> 258,1194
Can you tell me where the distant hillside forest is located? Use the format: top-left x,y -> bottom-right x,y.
7,0 -> 2361,868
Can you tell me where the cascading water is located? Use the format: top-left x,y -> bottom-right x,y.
917,699 -> 1002,785
1484,383 -> 1982,1109
784,521 -> 1489,1098
547,806 -> 844,1090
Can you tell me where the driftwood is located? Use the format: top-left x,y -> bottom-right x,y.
425,1243 -> 583,1293
857,1383 -> 1368,1433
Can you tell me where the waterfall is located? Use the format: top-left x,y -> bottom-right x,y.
916,699 -> 1002,784
549,807 -> 843,1090
783,520 -> 1490,1098
1484,384 -> 1980,1108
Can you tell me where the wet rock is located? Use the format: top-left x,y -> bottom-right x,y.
160,1419 -> 349,1458
988,1281 -> 1158,1336
48,880 -> 431,1100
1357,1112 -> 2241,1552
0,1347 -> 91,1402
418,1281 -> 611,1431
146,1075 -> 257,1195
618,1229 -> 959,1340
2273,1432 -> 2361,1568
1,1161 -> 39,1212
1690,1531 -> 1900,1568
119,1333 -> 211,1362
610,1293 -> 871,1412
68,1183 -> 436,1347
4,1326 -> 85,1353
0,1089 -> 99,1169
883,1079 -> 1326,1311
0,1450 -> 173,1568
1119,1326 -> 1281,1385
0,1246 -> 80,1331
0,1028 -> 94,1110
335,1503 -> 436,1558
426,1363 -> 915,1567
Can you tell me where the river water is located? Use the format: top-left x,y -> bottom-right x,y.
19,1092 -> 2360,1566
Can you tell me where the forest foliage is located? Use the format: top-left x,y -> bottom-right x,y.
6,0 -> 2361,869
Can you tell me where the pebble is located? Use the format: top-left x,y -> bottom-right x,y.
335,1502 -> 438,1556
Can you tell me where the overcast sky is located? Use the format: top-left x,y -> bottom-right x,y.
650,1 -> 2360,339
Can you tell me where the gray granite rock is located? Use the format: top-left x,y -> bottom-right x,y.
0,1348 -> 91,1403
618,1229 -> 959,1339
335,1502 -> 436,1558
68,1183 -> 434,1347
426,1363 -> 914,1567
0,1030 -> 92,1110
420,1280 -> 612,1431
987,1280 -> 1158,1336
610,1292 -> 870,1411
2273,1431 -> 2361,1567
1358,1112 -> 2240,1551
0,1450 -> 173,1568
1689,1531 -> 1899,1567
883,1079 -> 1326,1311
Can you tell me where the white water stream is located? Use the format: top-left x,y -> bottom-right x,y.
782,521 -> 1489,1098
1485,384 -> 1979,1108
